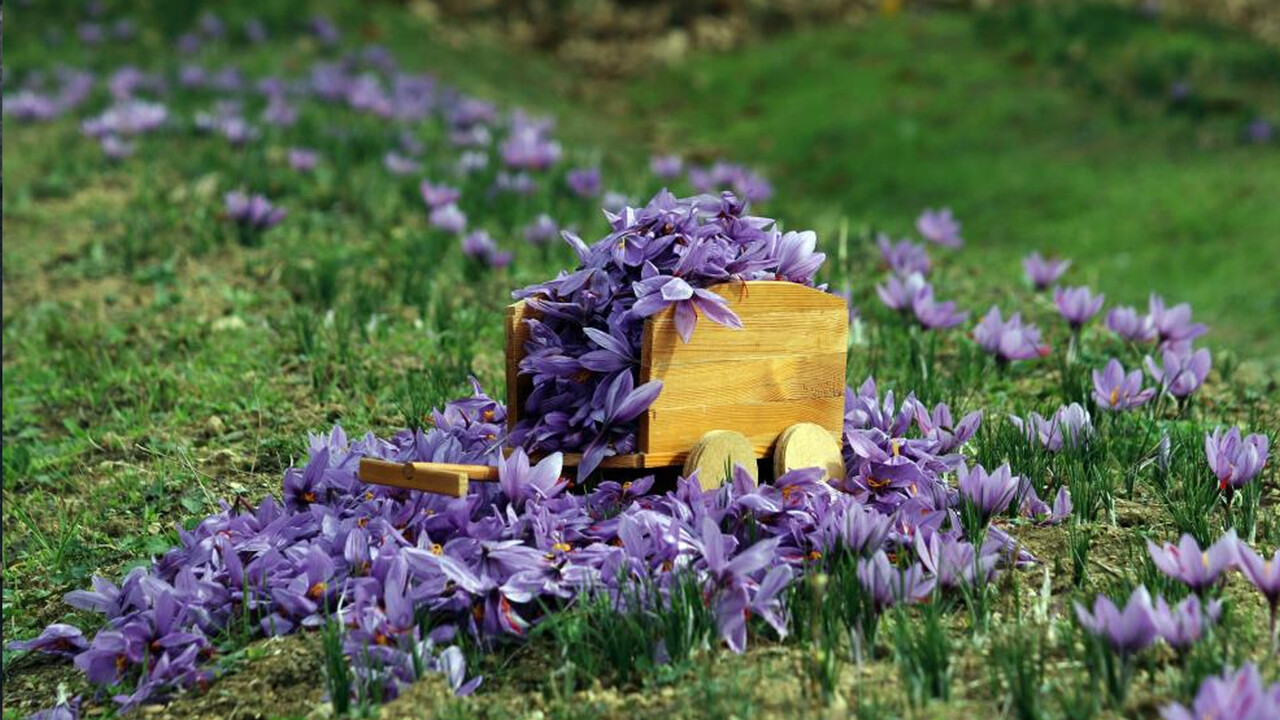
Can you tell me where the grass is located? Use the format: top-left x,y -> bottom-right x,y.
2,1 -> 1279,719
631,3 -> 1280,357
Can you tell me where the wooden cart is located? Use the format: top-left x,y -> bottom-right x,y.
359,280 -> 849,497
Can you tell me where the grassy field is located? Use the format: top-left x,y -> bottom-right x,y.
2,2 -> 1278,719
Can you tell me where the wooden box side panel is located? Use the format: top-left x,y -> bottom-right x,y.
639,281 -> 848,458
505,300 -> 536,434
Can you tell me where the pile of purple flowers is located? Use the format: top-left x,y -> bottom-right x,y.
509,190 -> 826,478
10,369 -> 1062,715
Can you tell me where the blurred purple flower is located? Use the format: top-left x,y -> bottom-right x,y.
225,191 -> 286,231
1246,117 -> 1274,145
462,230 -> 513,269
1074,586 -> 1159,655
876,272 -> 927,312
1107,305 -> 1157,343
1237,542 -> 1280,614
7,624 -> 88,658
1152,595 -> 1221,651
1008,403 -> 1092,453
877,235 -> 931,276
1147,531 -> 1237,593
1148,294 -> 1207,346
1024,252 -> 1071,290
420,181 -> 461,209
566,167 -> 602,198
1054,285 -> 1105,329
384,152 -> 421,176
916,208 -> 962,248
650,154 -> 683,179
429,204 -> 467,234
973,307 -> 1049,363
1161,663 -> 1280,720
523,214 -> 559,246
911,285 -> 968,330
288,148 -> 318,172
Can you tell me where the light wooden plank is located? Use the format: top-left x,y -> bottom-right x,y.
504,300 -> 535,433
642,396 -> 845,458
357,458 -> 474,497
646,351 -> 846,407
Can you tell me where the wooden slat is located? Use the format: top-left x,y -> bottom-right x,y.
645,351 -> 846,406
642,396 -> 846,459
504,300 -> 535,433
643,310 -> 848,368
357,459 -> 500,497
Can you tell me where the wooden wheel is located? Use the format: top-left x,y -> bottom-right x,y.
773,422 -> 844,482
682,430 -> 757,490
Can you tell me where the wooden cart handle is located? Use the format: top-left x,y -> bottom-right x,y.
357,458 -> 498,498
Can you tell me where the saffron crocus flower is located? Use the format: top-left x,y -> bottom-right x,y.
1023,251 -> 1070,290
1074,586 -> 1159,655
1008,403 -> 1092,452
957,462 -> 1019,523
384,151 -> 421,176
973,307 -> 1049,363
1204,427 -> 1269,491
523,214 -> 559,246
1092,358 -> 1155,411
1152,595 -> 1222,651
876,272 -> 927,312
565,167 -> 601,198
1246,117 -> 1275,145
916,207 -> 962,248
857,550 -> 936,608
1107,305 -> 1157,343
6,623 -> 88,658
420,181 -> 461,209
911,285 -> 968,330
429,204 -> 467,234
772,230 -> 825,285
1161,663 -> 1280,720
497,448 -> 565,510
650,154 -> 683,179
1237,541 -> 1280,653
630,262 -> 742,343
877,234 -> 931,276
461,231 -> 512,269
1146,346 -> 1211,398
225,191 -> 285,231
1146,530 -> 1237,593
1148,294 -> 1208,346
288,148 -> 318,172
1054,285 -> 1105,329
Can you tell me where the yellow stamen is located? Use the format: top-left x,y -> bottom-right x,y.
430,543 -> 444,556
552,542 -> 572,553
891,439 -> 902,457
1109,388 -> 1120,407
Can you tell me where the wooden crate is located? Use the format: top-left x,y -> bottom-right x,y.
505,281 -> 848,469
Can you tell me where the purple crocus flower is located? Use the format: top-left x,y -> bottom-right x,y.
916,208 -> 962,248
384,152 -> 421,176
877,235 -> 931,276
461,230 -> 513,269
1204,427 -> 1269,491
261,95 -> 297,127
957,462 -> 1019,522
1246,117 -> 1274,145
630,262 -> 743,343
650,154 -> 683,179
1161,663 -> 1280,720
565,167 -> 602,198
100,135 -> 134,160
420,181 -> 461,209
429,204 -> 467,234
1008,403 -> 1092,452
1148,294 -> 1208,346
1023,251 -> 1070,290
288,148 -> 318,172
6,623 -> 88,658
1074,585 -> 1159,655
911,285 -> 968,330
1152,595 -> 1222,651
772,230 -> 826,285
225,191 -> 286,231
875,272 -> 927,313
1145,346 -> 1211,398
1146,531 -> 1238,593
857,550 -> 936,608
1054,285 -> 1105,329
523,214 -> 559,246
497,448 -> 565,510
973,307 -> 1049,363
1107,305 -> 1157,343
1237,542 -> 1280,612
1092,358 -> 1155,411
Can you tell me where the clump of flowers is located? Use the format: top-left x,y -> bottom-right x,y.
224,191 -> 285,243
1161,663 -> 1280,720
511,190 -> 826,478
1204,427 -> 1269,492
974,307 -> 1049,364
